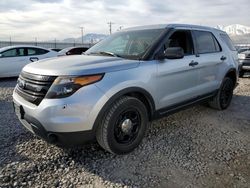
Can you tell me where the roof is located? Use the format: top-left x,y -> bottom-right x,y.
123,23 -> 225,33
0,45 -> 50,52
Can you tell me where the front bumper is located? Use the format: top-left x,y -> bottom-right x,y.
13,84 -> 109,146
13,106 -> 95,146
239,59 -> 250,71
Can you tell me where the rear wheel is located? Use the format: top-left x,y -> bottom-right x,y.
208,77 -> 234,110
96,96 -> 148,154
239,70 -> 244,78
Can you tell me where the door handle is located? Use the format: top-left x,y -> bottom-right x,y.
220,56 -> 227,61
30,57 -> 39,62
189,60 -> 199,67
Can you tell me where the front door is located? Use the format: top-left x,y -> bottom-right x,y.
156,29 -> 200,109
0,48 -> 28,77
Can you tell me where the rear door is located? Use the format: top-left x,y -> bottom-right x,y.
26,47 -> 50,62
156,29 -> 200,109
192,30 -> 225,95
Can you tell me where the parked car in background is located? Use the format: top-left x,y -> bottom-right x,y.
49,48 -> 62,52
238,50 -> 250,77
238,47 -> 250,54
58,46 -> 89,56
13,24 -> 238,155
0,45 -> 58,78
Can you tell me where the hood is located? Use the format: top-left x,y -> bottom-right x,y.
23,55 -> 140,76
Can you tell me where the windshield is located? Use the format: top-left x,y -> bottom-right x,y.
85,29 -> 164,60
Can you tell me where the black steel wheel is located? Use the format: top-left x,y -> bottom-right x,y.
96,96 -> 148,155
239,71 -> 244,78
114,109 -> 141,144
219,78 -> 234,109
209,77 -> 234,110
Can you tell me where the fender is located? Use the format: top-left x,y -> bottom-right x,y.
224,68 -> 237,88
92,87 -> 156,132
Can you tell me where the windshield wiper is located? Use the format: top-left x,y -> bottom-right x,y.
88,51 -> 122,58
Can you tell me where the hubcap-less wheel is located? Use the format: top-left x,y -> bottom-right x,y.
208,77 -> 234,110
115,109 -> 141,144
96,96 -> 148,155
219,78 -> 234,109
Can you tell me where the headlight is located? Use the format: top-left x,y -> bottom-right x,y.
46,74 -> 104,99
238,53 -> 246,60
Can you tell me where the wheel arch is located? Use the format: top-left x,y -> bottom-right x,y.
92,87 -> 156,132
224,68 -> 237,88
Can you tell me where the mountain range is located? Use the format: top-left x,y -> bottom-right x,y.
62,33 -> 107,44
217,24 -> 250,35
217,24 -> 250,44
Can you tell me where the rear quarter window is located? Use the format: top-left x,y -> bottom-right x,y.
27,48 -> 49,56
220,34 -> 236,51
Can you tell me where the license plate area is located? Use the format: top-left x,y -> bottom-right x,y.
13,103 -> 25,119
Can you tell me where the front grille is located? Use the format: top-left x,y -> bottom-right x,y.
16,71 -> 57,105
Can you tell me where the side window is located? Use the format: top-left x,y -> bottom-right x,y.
68,48 -> 77,55
194,31 -> 221,54
220,34 -> 236,51
1,48 -> 26,57
1,49 -> 18,57
17,48 -> 25,56
164,30 -> 194,55
75,48 -> 85,54
27,48 -> 49,56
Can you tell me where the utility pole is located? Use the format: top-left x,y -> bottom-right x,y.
9,36 -> 12,46
35,37 -> 37,46
107,22 -> 115,34
80,26 -> 84,44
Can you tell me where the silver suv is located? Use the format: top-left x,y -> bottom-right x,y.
13,24 -> 238,154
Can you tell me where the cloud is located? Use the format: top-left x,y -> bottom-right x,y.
0,0 -> 249,41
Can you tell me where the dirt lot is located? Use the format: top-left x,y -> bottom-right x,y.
0,77 -> 249,188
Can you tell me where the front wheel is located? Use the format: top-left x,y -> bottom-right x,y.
96,96 -> 148,155
208,77 -> 234,110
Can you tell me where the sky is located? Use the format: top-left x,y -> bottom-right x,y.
0,0 -> 249,41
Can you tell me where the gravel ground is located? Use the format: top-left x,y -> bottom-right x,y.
0,77 -> 250,188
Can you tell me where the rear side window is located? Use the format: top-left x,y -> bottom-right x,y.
220,34 -> 236,51
27,48 -> 49,56
194,31 -> 221,54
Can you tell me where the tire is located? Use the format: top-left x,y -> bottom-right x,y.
239,70 -> 244,78
208,77 -> 234,110
96,96 -> 148,155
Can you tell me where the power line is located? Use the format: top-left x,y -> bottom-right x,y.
107,22 -> 115,34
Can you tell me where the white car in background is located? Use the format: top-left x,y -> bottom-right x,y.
0,45 -> 58,78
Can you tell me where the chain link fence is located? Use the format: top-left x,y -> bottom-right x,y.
0,41 -> 93,49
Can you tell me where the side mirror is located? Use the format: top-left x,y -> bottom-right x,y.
158,47 -> 184,60
0,54 -> 2,58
